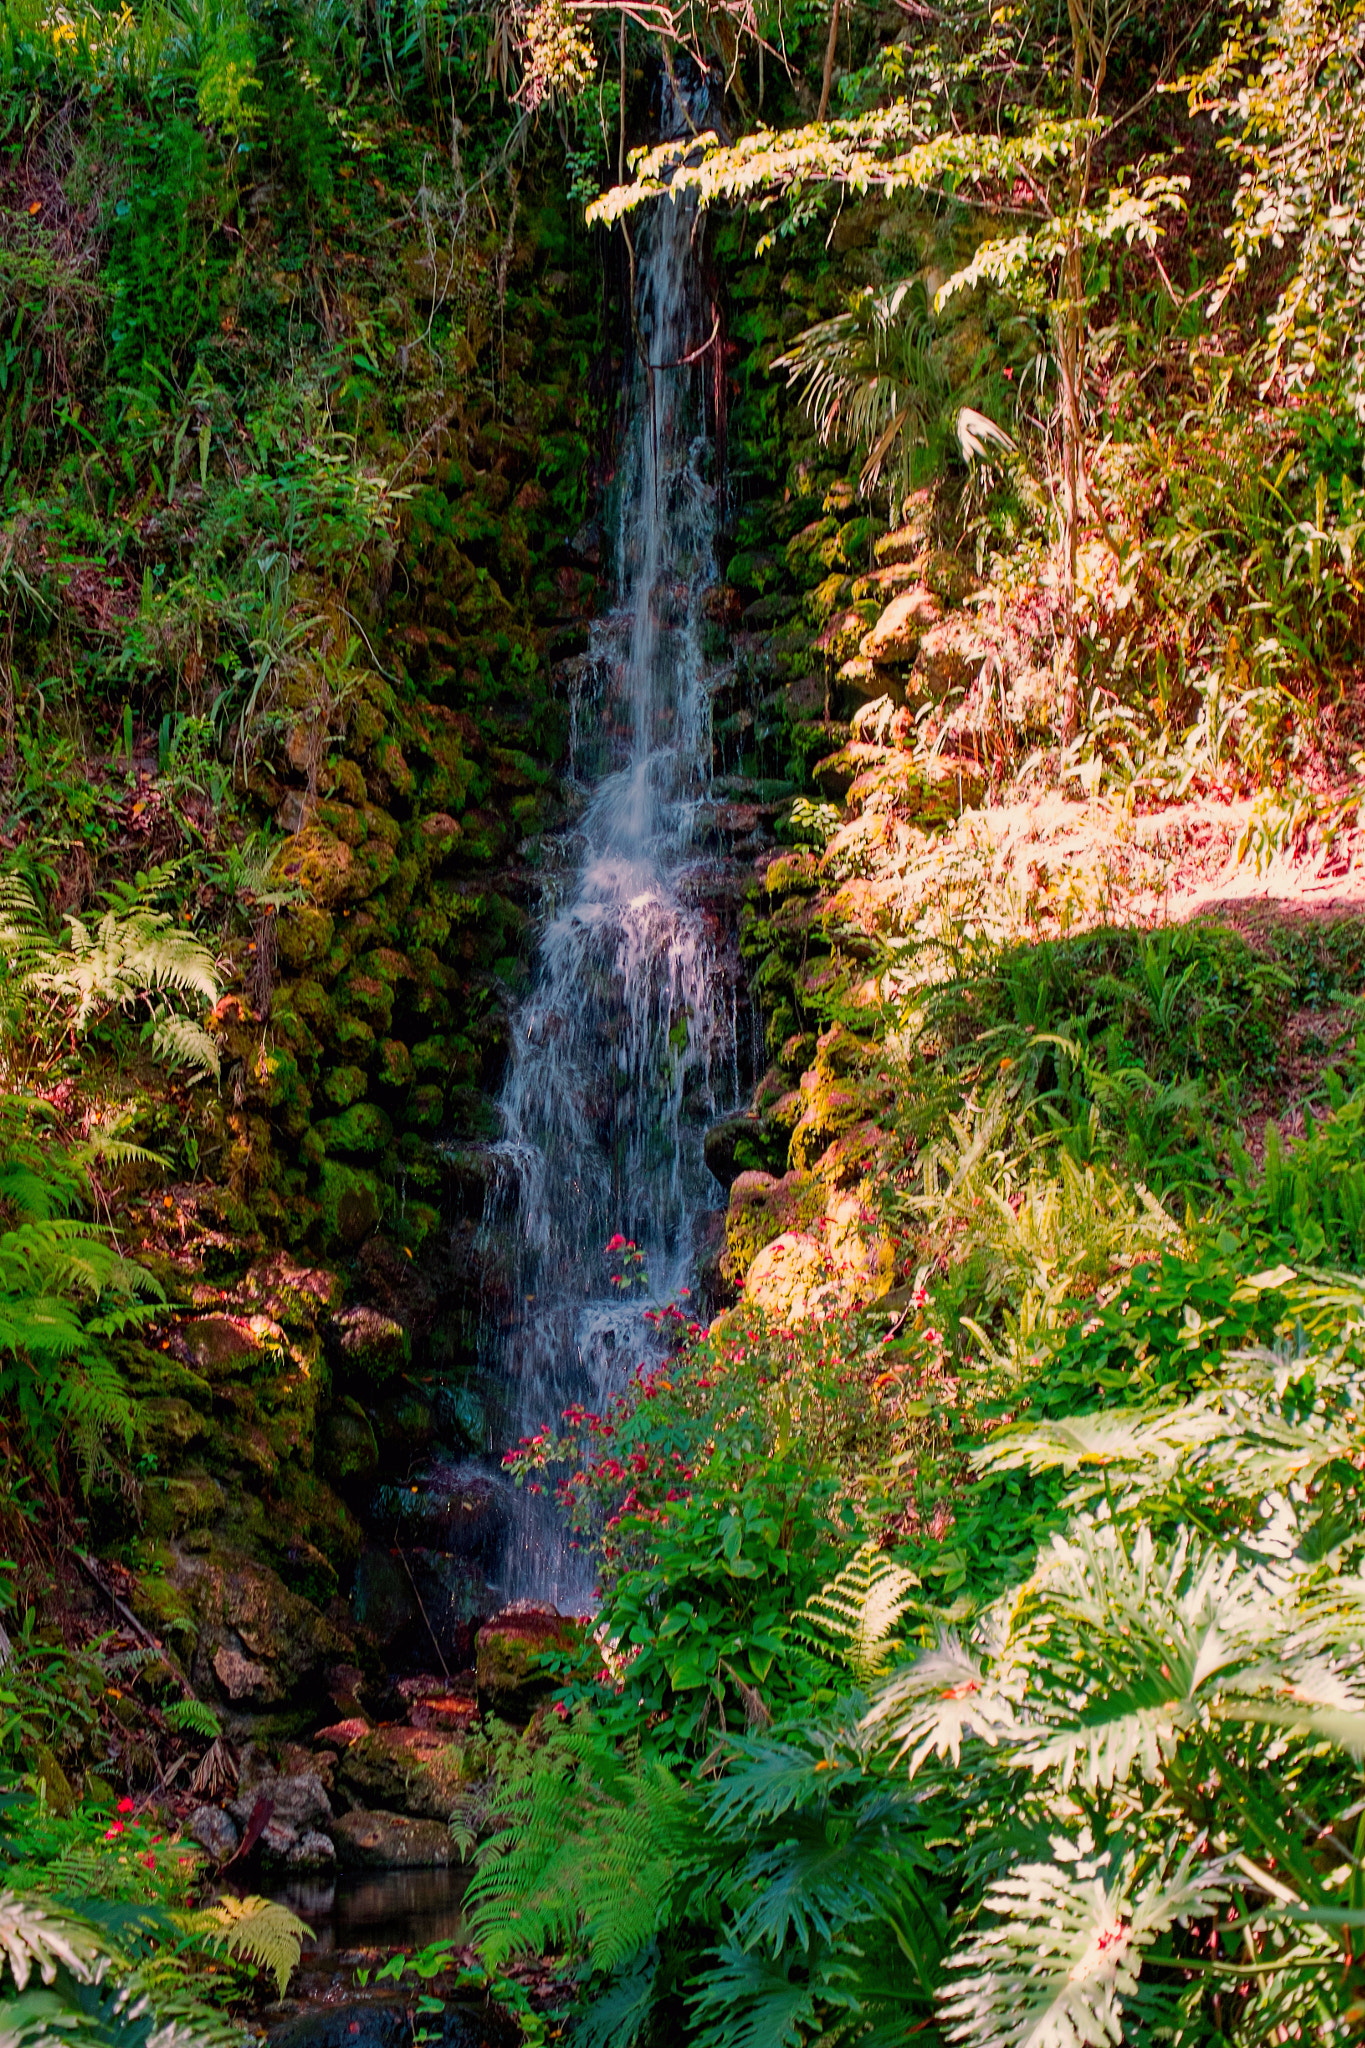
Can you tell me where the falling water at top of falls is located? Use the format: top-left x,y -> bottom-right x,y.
479,173 -> 735,1611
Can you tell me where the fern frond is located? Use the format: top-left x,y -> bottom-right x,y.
148,1013 -> 221,1082
163,1700 -> 222,1740
796,1544 -> 919,1682
468,1723 -> 691,1976
194,1895 -> 306,1996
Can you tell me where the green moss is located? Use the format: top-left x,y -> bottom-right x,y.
322,1064 -> 369,1108
317,1161 -> 382,1246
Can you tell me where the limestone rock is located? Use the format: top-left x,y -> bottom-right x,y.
187,1805 -> 238,1863
332,1807 -> 455,1870
476,1605 -> 580,1719
229,1770 -> 333,1833
338,1725 -> 483,1820
213,1646 -> 271,1701
858,587 -> 941,665
289,1828 -> 336,1872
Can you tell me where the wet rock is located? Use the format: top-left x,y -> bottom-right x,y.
288,1828 -> 336,1872
338,1725 -> 484,1820
314,1716 -> 370,1749
352,1546 -> 419,1648
326,1306 -> 408,1382
269,2007 -> 410,2048
703,1113 -> 762,1189
187,1805 -> 239,1863
332,1808 -> 455,1870
475,1605 -> 580,1719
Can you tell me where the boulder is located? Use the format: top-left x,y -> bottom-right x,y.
914,618 -> 990,698
332,1807 -> 455,1870
858,587 -> 941,665
229,1770 -> 333,1834
476,1605 -> 580,1719
338,1725 -> 484,1820
186,1805 -> 238,1863
326,1305 -> 408,1381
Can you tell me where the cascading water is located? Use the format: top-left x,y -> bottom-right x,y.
479,175 -> 734,1611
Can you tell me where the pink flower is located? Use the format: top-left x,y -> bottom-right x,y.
912,1285 -> 929,1308
924,1327 -> 943,1345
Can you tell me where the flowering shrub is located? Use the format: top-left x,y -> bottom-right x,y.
504,1238 -> 934,1745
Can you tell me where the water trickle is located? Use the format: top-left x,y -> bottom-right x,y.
480,187 -> 734,1611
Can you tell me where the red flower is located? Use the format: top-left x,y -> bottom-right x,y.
604,1234 -> 627,1253
116,1797 -> 136,1815
105,1823 -> 124,1839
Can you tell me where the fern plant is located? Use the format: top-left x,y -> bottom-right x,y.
0,872 -> 221,1085
0,1096 -> 160,1478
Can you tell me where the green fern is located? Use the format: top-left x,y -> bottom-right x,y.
162,1701 -> 222,1740
796,1544 -> 919,1682
194,1895 -> 307,1996
468,1720 -> 690,1975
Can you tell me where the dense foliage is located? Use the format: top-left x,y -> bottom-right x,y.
4,0 -> 1365,2039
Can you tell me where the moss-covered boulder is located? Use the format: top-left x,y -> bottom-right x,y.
337,1725 -> 485,1819
475,1606 -> 581,1719
332,1808 -> 455,1870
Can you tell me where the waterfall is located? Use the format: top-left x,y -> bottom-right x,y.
480,184 -> 732,1611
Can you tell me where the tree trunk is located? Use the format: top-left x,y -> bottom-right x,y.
817,0 -> 840,122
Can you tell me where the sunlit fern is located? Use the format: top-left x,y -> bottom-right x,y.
796,1542 -> 919,1682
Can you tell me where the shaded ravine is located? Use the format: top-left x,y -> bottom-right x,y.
477,184 -> 737,1609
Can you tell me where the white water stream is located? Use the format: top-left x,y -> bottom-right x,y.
481,186 -> 734,1609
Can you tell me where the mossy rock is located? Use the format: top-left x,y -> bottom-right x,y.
725,548 -> 783,595
475,1607 -> 583,1719
272,827 -> 366,909
322,1064 -> 369,1109
135,1397 -> 208,1464
338,1726 -> 486,1820
723,1169 -> 825,1284
326,1305 -> 408,1381
317,1161 -> 382,1246
375,1038 -> 413,1087
277,906 -> 335,970
143,1473 -> 227,1540
317,1101 -> 393,1158
318,1396 -> 379,1488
